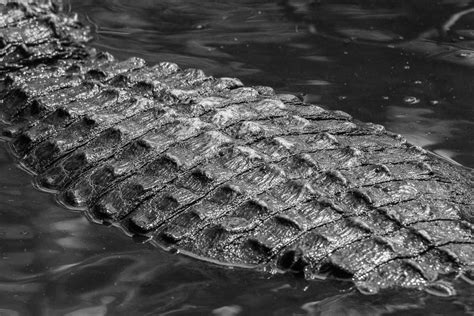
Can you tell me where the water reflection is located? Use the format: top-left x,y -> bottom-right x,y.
1,0 -> 474,314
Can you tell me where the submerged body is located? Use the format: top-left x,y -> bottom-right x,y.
0,1 -> 472,295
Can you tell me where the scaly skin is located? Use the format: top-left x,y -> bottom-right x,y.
0,1 -> 472,295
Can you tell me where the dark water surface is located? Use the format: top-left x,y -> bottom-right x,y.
1,0 -> 474,315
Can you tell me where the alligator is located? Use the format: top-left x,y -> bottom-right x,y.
0,1 -> 472,296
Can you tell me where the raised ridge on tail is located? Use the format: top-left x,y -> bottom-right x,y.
0,1 -> 472,296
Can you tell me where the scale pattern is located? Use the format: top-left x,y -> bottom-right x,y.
0,2 -> 472,295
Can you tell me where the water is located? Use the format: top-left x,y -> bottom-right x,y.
1,0 -> 473,314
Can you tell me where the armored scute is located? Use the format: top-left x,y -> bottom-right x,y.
0,1 -> 472,295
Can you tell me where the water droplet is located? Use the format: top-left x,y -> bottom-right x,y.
404,96 -> 420,104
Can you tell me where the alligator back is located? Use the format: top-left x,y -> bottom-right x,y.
0,1 -> 472,295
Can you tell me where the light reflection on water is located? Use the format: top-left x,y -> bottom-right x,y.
1,0 -> 474,314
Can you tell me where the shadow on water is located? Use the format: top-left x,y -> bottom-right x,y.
1,0 -> 473,315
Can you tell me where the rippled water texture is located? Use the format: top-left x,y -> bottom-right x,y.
1,0 -> 474,315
